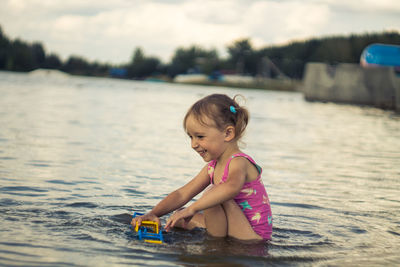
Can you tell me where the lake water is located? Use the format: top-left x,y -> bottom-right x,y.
0,71 -> 399,266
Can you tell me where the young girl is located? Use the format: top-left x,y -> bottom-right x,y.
131,94 -> 272,240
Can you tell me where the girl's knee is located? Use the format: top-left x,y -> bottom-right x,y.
204,203 -> 224,216
203,204 -> 228,237
221,199 -> 241,214
222,200 -> 262,240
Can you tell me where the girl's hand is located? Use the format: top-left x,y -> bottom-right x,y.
130,212 -> 160,228
164,207 -> 195,232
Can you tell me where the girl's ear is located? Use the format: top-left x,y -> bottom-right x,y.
224,126 -> 236,141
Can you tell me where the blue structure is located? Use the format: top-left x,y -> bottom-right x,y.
360,43 -> 400,67
109,68 -> 127,78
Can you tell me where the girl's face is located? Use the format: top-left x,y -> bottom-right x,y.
185,114 -> 228,162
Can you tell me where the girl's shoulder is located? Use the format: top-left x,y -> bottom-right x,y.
231,153 -> 257,164
233,153 -> 262,172
228,153 -> 262,183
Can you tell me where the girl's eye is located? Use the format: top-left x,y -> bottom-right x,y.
197,135 -> 204,139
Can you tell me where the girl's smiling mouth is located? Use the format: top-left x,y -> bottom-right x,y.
198,149 -> 207,157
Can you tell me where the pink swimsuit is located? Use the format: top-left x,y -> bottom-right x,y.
207,153 -> 273,240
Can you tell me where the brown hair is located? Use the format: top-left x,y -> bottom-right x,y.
183,94 -> 249,140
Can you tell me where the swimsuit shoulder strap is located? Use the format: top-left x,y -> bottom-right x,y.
207,160 -> 217,184
221,153 -> 262,183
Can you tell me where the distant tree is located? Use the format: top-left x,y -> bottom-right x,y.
168,46 -> 197,77
132,47 -> 145,65
226,38 -> 259,75
9,39 -> 36,71
196,49 -> 221,75
127,47 -> 160,79
30,42 -> 46,68
4,40 -> 47,71
91,61 -> 110,77
168,45 -> 219,77
0,26 -> 10,69
1,22 -> 399,81
61,56 -> 110,76
136,57 -> 159,77
43,53 -> 62,69
62,56 -> 90,75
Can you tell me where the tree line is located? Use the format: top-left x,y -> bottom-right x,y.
1,25 -> 399,80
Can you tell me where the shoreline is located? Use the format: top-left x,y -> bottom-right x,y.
172,78 -> 301,92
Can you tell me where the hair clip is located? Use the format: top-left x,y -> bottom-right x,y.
230,105 -> 237,114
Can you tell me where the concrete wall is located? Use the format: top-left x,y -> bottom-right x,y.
302,63 -> 400,111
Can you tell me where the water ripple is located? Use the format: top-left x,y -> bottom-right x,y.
65,202 -> 99,209
0,157 -> 16,160
121,188 -> 146,196
0,186 -> 48,197
272,201 -> 324,210
46,179 -> 77,185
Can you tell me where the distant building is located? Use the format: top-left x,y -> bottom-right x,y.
109,68 -> 127,78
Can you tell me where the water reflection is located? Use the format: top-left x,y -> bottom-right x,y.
0,71 -> 399,266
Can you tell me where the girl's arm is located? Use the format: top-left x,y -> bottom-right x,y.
131,164 -> 210,227
165,158 -> 247,230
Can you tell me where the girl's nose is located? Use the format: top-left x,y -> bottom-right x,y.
191,139 -> 198,149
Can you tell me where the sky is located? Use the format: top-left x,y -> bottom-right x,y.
1,0 -> 400,64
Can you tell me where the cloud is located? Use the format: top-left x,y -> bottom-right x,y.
243,1 -> 331,46
183,0 -> 245,25
327,0 -> 400,13
0,0 -> 399,64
